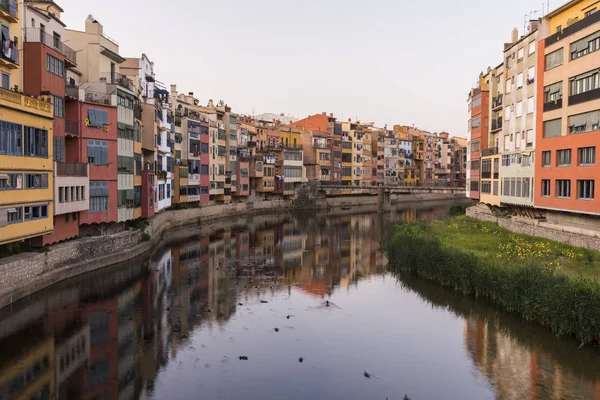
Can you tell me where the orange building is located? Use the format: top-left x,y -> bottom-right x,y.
535,0 -> 600,214
468,73 -> 490,200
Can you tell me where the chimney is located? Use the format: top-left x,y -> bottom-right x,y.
208,99 -> 214,108
329,113 -> 333,118
188,92 -> 193,96
170,84 -> 177,94
85,15 -> 102,35
322,112 -> 326,116
528,20 -> 539,32
511,27 -> 518,44
348,118 -> 351,122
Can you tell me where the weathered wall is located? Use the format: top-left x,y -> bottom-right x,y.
467,205 -> 600,251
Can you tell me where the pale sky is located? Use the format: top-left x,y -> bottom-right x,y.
58,0 -> 554,137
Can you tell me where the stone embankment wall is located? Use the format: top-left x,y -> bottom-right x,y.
467,205 -> 600,251
0,191 -> 463,308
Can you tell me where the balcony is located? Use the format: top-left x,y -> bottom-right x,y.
481,147 -> 498,157
0,36 -> 17,68
491,118 -> 503,132
0,87 -> 52,118
543,98 -> 562,112
545,9 -> 600,46
23,28 -> 77,66
65,120 -> 79,137
100,72 -> 134,91
283,144 -> 303,150
65,82 -> 79,99
491,95 -> 503,110
568,88 -> 600,107
84,88 -> 111,105
0,0 -> 17,23
134,104 -> 142,119
527,78 -> 535,86
313,142 -> 331,149
56,162 -> 88,177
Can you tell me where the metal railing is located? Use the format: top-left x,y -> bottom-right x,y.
0,0 -> 18,20
100,72 -> 134,91
65,120 -> 79,136
492,95 -> 503,110
56,162 -> 88,177
23,28 -> 76,65
84,89 -> 111,105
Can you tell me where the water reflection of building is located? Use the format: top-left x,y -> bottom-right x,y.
464,316 -> 600,400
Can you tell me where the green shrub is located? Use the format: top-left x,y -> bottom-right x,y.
142,233 -> 151,242
448,202 -> 475,216
383,219 -> 600,345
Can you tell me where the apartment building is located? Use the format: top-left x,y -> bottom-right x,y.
467,73 -> 490,200
279,125 -> 305,195
536,0 -> 600,215
497,25 -> 540,208
65,16 -> 138,225
301,130 -> 332,184
21,1 -> 88,245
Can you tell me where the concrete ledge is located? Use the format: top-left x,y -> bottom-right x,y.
466,205 -> 600,251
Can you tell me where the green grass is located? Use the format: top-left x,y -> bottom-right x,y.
429,216 -> 600,278
383,216 -> 600,345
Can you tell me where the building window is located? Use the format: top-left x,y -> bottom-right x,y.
2,207 -> 23,224
569,69 -> 600,98
529,40 -> 536,55
53,32 -> 61,49
0,173 -> 21,190
46,54 -> 64,77
481,181 -> 491,194
556,179 -> 571,198
87,140 -> 109,165
89,181 -> 109,212
542,151 -> 551,167
578,146 -> 596,165
543,118 -> 562,138
471,115 -> 481,129
117,156 -> 134,174
1,72 -> 9,89
570,30 -> 600,60
24,173 -> 48,189
0,121 -> 22,155
471,140 -> 480,152
542,179 -> 551,197
504,105 -> 511,120
284,151 -> 302,161
23,127 -> 48,157
470,160 -> 480,170
52,96 -> 64,118
481,159 -> 491,179
166,184 -> 171,199
53,136 -> 65,162
118,189 -> 134,208
517,73 -> 523,88
87,109 -> 109,127
517,47 -> 524,61
516,101 -> 523,117
545,48 -> 564,71
24,204 -> 48,221
568,110 -> 600,134
470,180 -> 479,192
493,181 -> 499,195
544,81 -> 562,103
556,149 -> 571,166
471,95 -> 481,109
577,180 -> 595,200
283,166 -> 303,178
135,153 -> 142,176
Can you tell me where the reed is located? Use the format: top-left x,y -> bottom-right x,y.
383,216 -> 600,345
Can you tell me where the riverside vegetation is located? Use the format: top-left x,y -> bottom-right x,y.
384,216 -> 600,345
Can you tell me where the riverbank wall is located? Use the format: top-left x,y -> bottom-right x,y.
0,192 -> 464,309
466,204 -> 600,251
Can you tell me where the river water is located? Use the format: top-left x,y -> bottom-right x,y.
1,203 -> 600,400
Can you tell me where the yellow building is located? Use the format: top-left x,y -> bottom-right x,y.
0,92 -> 54,245
480,152 -> 501,206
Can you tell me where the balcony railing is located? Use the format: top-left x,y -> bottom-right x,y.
84,89 -> 111,105
56,162 -> 88,177
545,9 -> 600,46
65,120 -> 79,136
100,72 -> 134,91
491,118 -> 503,132
568,88 -> 600,107
481,147 -> 498,157
283,144 -> 303,150
313,142 -> 331,149
23,28 -> 77,65
543,98 -> 562,112
492,95 -> 503,110
0,0 -> 18,22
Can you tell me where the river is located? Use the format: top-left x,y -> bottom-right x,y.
0,203 -> 599,400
